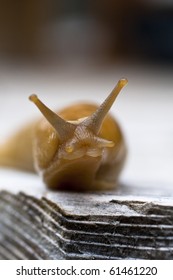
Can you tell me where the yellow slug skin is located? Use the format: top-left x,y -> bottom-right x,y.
0,122 -> 36,172
0,79 -> 127,191
59,103 -> 126,183
33,103 -> 126,190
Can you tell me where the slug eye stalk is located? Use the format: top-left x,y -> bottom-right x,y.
29,94 -> 76,142
82,78 -> 128,134
29,78 -> 128,141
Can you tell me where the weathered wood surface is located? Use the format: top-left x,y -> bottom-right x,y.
0,184 -> 173,260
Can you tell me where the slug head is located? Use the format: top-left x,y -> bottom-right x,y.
29,78 -> 128,189
58,125 -> 115,160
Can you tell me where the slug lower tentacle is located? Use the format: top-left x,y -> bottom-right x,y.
0,78 -> 128,191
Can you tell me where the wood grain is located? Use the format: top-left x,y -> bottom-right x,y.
0,184 -> 173,259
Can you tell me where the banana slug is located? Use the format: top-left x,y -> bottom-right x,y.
0,78 -> 128,191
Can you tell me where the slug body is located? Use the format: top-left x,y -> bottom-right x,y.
0,79 -> 128,191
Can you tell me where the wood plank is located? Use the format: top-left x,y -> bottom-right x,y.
0,184 -> 173,259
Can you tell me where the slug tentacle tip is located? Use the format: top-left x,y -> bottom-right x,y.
118,78 -> 128,88
29,94 -> 38,103
65,145 -> 74,153
96,137 -> 115,148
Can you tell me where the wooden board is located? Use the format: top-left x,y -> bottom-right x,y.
0,183 -> 173,260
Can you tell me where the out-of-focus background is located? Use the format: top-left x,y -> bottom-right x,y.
0,0 -> 173,194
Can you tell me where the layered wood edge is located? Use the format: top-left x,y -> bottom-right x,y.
0,190 -> 173,260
